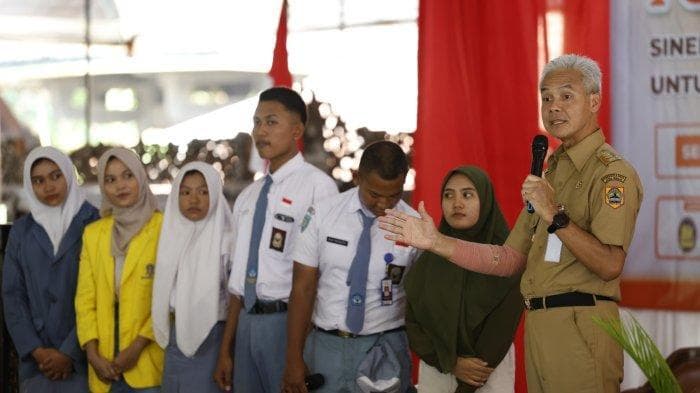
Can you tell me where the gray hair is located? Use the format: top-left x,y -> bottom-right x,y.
540,54 -> 602,94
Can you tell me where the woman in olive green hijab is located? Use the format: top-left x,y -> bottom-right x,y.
405,166 -> 523,393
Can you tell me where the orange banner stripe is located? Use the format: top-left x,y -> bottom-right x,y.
620,280 -> 700,311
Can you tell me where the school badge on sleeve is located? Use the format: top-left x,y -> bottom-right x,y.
301,206 -> 315,232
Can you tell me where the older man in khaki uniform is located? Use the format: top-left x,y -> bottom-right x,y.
378,54 -> 643,393
508,127 -> 642,392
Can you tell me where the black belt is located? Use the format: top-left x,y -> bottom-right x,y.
249,300 -> 288,314
315,326 -> 405,339
524,292 -> 616,311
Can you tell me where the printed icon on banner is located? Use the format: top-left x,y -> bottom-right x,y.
646,0 -> 671,14
655,124 -> 700,179
656,196 -> 700,260
646,0 -> 700,13
675,135 -> 700,168
678,217 -> 696,253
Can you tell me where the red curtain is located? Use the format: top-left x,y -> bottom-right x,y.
415,1 -> 544,391
414,1 -> 543,225
558,0 -> 611,139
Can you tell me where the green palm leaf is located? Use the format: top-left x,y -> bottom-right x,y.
593,312 -> 682,393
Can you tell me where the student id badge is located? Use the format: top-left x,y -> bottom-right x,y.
381,278 -> 393,305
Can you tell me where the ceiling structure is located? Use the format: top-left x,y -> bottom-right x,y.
0,0 -> 418,143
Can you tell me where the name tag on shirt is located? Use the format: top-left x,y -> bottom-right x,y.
274,213 -> 295,223
544,233 -> 562,263
326,237 -> 349,246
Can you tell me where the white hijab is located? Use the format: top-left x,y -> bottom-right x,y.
152,162 -> 234,356
23,146 -> 86,254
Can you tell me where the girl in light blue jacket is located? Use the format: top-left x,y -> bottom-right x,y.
2,146 -> 99,393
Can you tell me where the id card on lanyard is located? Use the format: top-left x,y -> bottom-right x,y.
381,252 -> 394,305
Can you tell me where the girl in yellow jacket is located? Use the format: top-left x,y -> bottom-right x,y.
75,147 -> 164,393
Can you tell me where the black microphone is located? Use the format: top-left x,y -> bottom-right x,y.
305,373 -> 325,390
527,135 -> 549,213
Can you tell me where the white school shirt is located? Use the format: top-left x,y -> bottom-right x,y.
291,187 -> 420,335
228,153 -> 338,302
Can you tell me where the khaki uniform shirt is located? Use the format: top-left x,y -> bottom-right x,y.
505,130 -> 643,300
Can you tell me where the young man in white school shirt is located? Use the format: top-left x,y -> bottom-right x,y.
282,141 -> 419,393
213,87 -> 338,392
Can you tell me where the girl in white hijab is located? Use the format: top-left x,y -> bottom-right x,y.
3,146 -> 99,392
23,146 -> 88,254
152,161 -> 233,392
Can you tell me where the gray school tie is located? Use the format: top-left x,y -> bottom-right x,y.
345,209 -> 375,334
244,175 -> 273,311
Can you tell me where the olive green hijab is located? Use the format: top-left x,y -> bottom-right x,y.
404,166 -> 522,392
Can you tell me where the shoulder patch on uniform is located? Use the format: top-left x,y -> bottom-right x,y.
601,173 -> 627,183
597,150 -> 622,166
604,182 -> 625,209
300,206 -> 315,232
